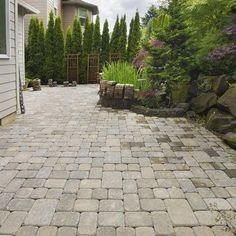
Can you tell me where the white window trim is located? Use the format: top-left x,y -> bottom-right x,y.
0,0 -> 10,59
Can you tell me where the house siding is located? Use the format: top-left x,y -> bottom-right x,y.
23,0 -> 48,43
0,0 -> 17,120
62,4 -> 75,33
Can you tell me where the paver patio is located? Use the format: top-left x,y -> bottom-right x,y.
0,85 -> 236,236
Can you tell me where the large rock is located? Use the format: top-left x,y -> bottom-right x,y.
223,132 -> 236,149
212,75 -> 229,96
206,108 -> 235,134
190,93 -> 217,113
218,88 -> 236,117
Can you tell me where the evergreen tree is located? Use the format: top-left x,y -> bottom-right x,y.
81,17 -> 93,83
26,17 -> 38,79
71,17 -> 82,54
65,26 -> 73,54
126,18 -> 134,62
37,21 -> 45,82
119,15 -> 127,60
92,15 -> 101,54
45,11 -> 55,81
53,17 -> 65,83
101,19 -> 110,67
26,17 -> 45,81
148,0 -> 193,91
126,11 -> 142,62
142,5 -> 159,26
110,16 -> 120,53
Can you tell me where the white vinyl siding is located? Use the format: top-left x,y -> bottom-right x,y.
0,0 -> 17,120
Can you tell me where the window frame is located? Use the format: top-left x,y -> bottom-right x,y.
0,0 -> 10,59
78,8 -> 88,26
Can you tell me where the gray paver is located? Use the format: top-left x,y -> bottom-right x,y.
125,212 -> 152,227
165,199 -> 198,226
98,212 -> 124,227
78,212 -> 97,235
36,226 -> 57,236
0,211 -> 27,235
102,172 -> 122,189
1,86 -> 236,235
24,199 -> 58,226
16,226 -> 38,236
51,212 -> 80,226
152,211 -> 174,235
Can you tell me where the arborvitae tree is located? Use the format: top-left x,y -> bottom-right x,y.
71,17 -> 82,54
101,19 -> 110,67
53,17 -> 65,83
92,15 -> 101,53
26,17 -> 39,79
126,11 -> 142,62
37,21 -> 45,82
45,11 -> 55,81
126,18 -> 134,62
119,15 -> 127,60
81,17 -> 93,83
65,26 -> 73,54
110,16 -> 120,53
90,22 -> 94,52
26,17 -> 46,81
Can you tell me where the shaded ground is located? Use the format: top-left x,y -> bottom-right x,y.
0,85 -> 236,236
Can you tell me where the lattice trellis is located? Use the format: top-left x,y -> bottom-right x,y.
109,53 -> 122,64
87,54 -> 100,83
66,54 -> 80,83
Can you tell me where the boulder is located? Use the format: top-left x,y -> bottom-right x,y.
218,88 -> 236,117
190,92 -> 217,113
206,108 -> 235,134
223,132 -> 236,149
212,75 -> 229,95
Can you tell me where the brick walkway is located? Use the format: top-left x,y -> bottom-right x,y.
0,85 -> 236,236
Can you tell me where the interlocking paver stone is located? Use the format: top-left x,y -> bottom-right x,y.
74,199 -> 98,212
36,226 -> 57,236
99,212 -> 124,227
165,199 -> 198,226
152,211 -> 174,235
102,172 -> 122,189
125,212 -> 152,227
16,226 -> 38,236
25,199 -> 58,226
1,86 -> 236,235
0,211 -> 27,235
99,200 -> 123,212
51,212 -> 80,226
116,227 -> 135,236
7,199 -> 34,211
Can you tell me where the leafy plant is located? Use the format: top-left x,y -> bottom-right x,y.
102,62 -> 150,90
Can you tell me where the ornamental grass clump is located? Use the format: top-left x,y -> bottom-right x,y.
102,62 -> 150,90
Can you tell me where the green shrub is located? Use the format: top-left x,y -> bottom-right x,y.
102,62 -> 150,90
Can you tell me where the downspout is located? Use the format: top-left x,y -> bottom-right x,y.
15,0 -> 20,114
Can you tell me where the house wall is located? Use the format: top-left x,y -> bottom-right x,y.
18,7 -> 25,85
62,5 -> 93,33
62,4 -> 75,33
24,0 -> 48,43
0,0 -> 17,123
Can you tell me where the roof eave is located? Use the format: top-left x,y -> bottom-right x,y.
62,1 -> 99,15
18,0 -> 40,14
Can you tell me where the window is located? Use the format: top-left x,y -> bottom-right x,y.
0,0 -> 9,58
78,8 -> 88,26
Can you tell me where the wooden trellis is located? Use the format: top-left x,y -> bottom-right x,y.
87,54 -> 100,83
66,54 -> 80,83
109,53 -> 121,64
